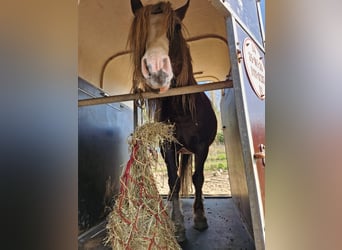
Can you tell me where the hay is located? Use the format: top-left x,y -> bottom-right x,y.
105,122 -> 181,250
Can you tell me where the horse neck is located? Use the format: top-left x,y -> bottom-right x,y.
150,80 -> 198,123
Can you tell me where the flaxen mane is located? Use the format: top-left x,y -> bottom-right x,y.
127,2 -> 197,120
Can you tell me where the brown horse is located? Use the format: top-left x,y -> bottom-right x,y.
129,0 -> 217,242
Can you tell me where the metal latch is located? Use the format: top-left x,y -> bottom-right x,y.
254,144 -> 265,166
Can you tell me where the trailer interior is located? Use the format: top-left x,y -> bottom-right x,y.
78,0 -> 265,249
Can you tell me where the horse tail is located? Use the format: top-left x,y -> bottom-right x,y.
179,153 -> 193,196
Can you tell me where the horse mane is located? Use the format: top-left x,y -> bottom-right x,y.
128,2 -> 197,120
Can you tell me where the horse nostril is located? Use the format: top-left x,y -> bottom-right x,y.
143,58 -> 151,76
162,57 -> 172,74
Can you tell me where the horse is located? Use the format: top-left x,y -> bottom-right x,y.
129,0 -> 217,242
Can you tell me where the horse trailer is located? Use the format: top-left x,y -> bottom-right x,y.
78,0 -> 265,249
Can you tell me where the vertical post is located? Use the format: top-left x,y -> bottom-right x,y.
133,101 -> 144,129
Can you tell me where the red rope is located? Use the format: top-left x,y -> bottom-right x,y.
120,144 -> 139,193
113,142 -> 177,248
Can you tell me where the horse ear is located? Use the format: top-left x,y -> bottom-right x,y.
130,0 -> 143,15
175,0 -> 190,20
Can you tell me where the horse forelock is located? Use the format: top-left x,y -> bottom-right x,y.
128,8 -> 149,92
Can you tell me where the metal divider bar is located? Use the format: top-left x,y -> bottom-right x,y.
78,80 -> 233,107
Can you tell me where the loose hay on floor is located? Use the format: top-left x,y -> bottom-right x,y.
105,122 -> 181,250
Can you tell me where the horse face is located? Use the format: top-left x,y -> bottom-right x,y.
141,9 -> 173,93
130,0 -> 190,93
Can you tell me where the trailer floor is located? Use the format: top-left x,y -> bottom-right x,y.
79,197 -> 255,250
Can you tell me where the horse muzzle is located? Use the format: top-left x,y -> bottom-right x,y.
141,54 -> 173,93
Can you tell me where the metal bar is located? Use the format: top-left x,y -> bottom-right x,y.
100,50 -> 131,89
78,80 -> 233,107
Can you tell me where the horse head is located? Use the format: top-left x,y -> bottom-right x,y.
129,0 -> 190,93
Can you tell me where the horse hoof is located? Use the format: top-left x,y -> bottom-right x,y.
175,231 -> 186,243
193,216 -> 208,231
174,224 -> 186,243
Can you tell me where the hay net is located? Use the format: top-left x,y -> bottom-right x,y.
105,122 -> 181,250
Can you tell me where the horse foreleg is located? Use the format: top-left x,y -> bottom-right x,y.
192,147 -> 209,231
167,198 -> 185,242
162,146 -> 186,242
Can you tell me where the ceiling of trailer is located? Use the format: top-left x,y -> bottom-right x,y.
78,0 -> 230,98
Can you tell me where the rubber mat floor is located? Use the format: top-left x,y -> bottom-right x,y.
79,197 -> 255,250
